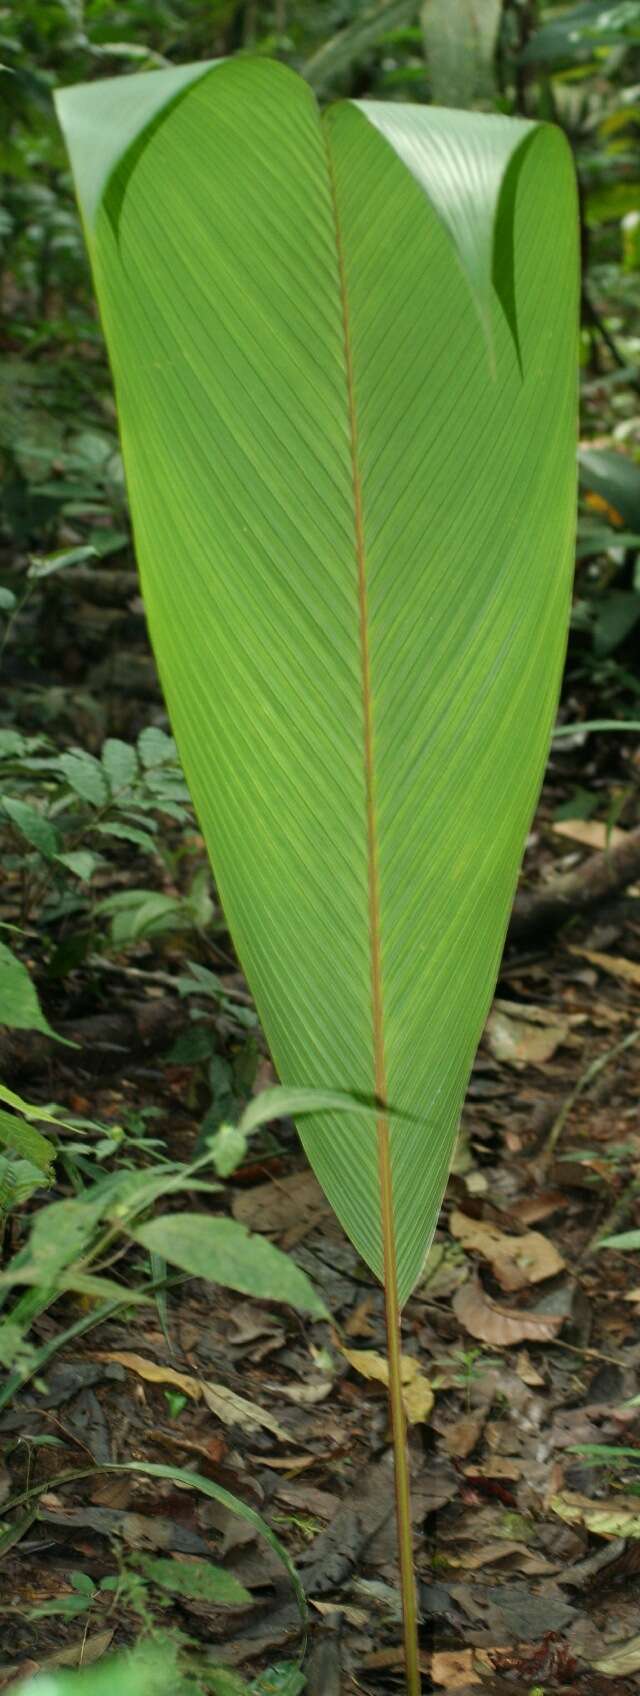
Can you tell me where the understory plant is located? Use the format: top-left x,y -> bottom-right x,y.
57,56 -> 579,1692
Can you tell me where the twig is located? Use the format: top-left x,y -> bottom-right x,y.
538,1025 -> 640,1172
582,1174 -> 640,1263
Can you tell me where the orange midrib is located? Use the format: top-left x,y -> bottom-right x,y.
324,126 -> 421,1695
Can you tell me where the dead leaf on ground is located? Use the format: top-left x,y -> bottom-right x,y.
92,1351 -> 200,1399
591,1634 -> 640,1676
341,1346 -> 434,1423
441,1415 -> 483,1458
484,1001 -> 571,1067
431,1648 -> 481,1688
449,1539 -> 552,1575
510,1190 -> 567,1226
46,1631 -> 115,1669
570,945 -> 640,988
551,1491 -> 640,1539
464,1457 -> 522,1480
232,1169 -> 330,1234
552,818 -> 627,851
271,1379 -> 332,1405
453,1275 -> 563,1346
516,1350 -> 545,1386
200,1380 -> 290,1440
449,1209 -> 564,1291
344,1295 -> 376,1338
311,1597 -> 367,1626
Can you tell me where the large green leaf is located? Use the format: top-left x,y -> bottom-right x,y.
56,59 -> 578,1306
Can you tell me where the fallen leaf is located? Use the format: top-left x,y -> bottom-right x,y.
510,1191 -> 567,1226
450,1539 -> 552,1575
570,946 -> 640,988
442,1416 -> 483,1459
484,1001 -> 570,1066
625,1287 -> 640,1303
341,1347 -> 434,1424
344,1295 -> 375,1338
232,1169 -> 330,1234
551,1491 -> 640,1539
272,1380 -> 333,1405
47,1630 -> 114,1669
453,1275 -> 563,1346
93,1352 -> 200,1399
464,1457 -> 522,1480
200,1380 -> 290,1441
431,1648 -> 481,1688
311,1597 -> 367,1626
449,1210 -> 564,1291
552,818 -> 627,851
516,1350 -> 545,1387
591,1634 -> 640,1676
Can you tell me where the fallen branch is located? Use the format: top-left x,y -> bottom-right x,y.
507,826 -> 640,947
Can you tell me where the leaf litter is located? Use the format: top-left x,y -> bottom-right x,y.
4,712 -> 640,1694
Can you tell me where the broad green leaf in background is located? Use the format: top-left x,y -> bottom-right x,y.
56,58 -> 578,1313
0,940 -> 62,1040
421,0 -> 503,106
0,1109 -> 54,1174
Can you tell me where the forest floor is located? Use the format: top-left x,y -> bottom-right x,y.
1,575 -> 640,1696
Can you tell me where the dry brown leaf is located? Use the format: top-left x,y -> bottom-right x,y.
449,1209 -> 564,1291
431,1648 -> 481,1688
552,818 -> 627,851
232,1168 -> 329,1234
344,1295 -> 375,1338
516,1349 -> 545,1386
484,1001 -> 569,1067
449,1539 -> 551,1574
453,1275 -> 563,1346
591,1634 -> 640,1676
47,1631 -> 115,1670
625,1287 -> 640,1303
341,1346 -> 434,1424
442,1415 -> 483,1458
551,1491 -> 640,1539
464,1457 -> 522,1480
272,1380 -> 332,1405
311,1598 -> 368,1626
200,1380 -> 290,1440
93,1352 -> 200,1400
570,945 -> 640,988
510,1190 -> 567,1226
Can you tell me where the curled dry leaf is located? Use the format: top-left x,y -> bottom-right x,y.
441,1415 -> 484,1459
431,1648 -> 481,1688
453,1274 -> 563,1347
591,1634 -> 640,1676
552,818 -> 627,851
551,1491 -> 640,1540
449,1209 -> 564,1292
569,945 -> 640,988
484,1000 -> 571,1067
200,1380 -> 291,1440
93,1352 -> 200,1400
341,1346 -> 434,1424
516,1350 -> 545,1386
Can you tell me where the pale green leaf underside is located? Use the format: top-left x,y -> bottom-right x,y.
56,59 -> 578,1305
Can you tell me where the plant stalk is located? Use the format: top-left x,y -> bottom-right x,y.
378,1123 -> 421,1696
